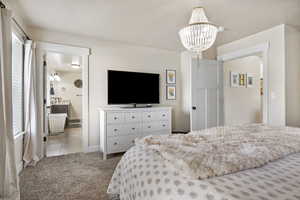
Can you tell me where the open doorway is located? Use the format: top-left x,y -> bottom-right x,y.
45,52 -> 83,157
223,55 -> 263,125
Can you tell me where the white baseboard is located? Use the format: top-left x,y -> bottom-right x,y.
86,145 -> 100,153
16,161 -> 23,174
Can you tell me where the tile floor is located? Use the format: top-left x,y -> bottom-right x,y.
47,128 -> 83,157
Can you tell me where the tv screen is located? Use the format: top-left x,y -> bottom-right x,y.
108,70 -> 160,104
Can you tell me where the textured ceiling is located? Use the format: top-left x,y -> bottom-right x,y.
14,0 -> 300,51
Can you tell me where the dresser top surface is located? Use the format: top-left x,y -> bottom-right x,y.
98,106 -> 172,112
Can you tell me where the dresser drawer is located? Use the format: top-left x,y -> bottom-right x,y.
157,121 -> 170,130
157,111 -> 170,121
107,124 -> 141,137
142,122 -> 159,132
124,123 -> 142,135
107,124 -> 124,137
125,112 -> 141,123
107,137 -> 127,153
143,122 -> 170,134
107,112 -> 124,124
145,130 -> 170,137
142,112 -> 157,121
107,135 -> 137,153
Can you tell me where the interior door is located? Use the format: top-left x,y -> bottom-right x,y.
191,59 -> 224,131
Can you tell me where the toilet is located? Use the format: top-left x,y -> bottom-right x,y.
48,113 -> 67,134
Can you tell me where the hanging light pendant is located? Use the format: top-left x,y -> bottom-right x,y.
179,7 -> 219,53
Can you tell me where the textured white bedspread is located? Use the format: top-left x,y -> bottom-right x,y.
136,124 -> 300,180
108,125 -> 300,200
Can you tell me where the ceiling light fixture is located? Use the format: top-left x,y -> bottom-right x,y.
179,6 -> 220,54
71,63 -> 81,69
53,73 -> 61,82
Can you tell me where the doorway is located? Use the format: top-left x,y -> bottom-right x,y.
45,52 -> 83,157
218,43 -> 269,125
223,55 -> 263,125
190,59 -> 223,131
35,42 -> 90,156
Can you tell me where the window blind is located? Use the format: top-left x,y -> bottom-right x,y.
12,33 -> 24,135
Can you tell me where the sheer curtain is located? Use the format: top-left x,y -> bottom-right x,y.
0,8 -> 20,200
23,40 -> 43,166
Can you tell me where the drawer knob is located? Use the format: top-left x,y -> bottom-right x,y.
148,115 -> 151,118
148,126 -> 151,128
162,124 -> 166,127
162,114 -> 166,117
132,116 -> 135,119
132,128 -> 136,130
114,117 -> 118,120
114,128 -> 118,132
114,142 -> 118,145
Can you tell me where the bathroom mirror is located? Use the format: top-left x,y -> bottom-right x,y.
74,79 -> 82,88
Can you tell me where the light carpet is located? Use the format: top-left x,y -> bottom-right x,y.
20,152 -> 121,200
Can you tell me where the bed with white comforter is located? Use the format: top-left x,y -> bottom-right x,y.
108,124 -> 300,200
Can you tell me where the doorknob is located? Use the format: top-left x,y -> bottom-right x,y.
192,106 -> 197,110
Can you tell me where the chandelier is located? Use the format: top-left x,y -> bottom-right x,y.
179,7 -> 219,53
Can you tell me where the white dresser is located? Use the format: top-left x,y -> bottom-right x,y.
99,107 -> 172,159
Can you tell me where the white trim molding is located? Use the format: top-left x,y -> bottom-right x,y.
36,41 -> 90,56
36,41 -> 91,154
218,42 -> 270,125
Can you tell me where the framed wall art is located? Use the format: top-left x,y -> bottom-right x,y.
166,69 -> 176,84
239,73 -> 246,87
246,74 -> 254,88
230,72 -> 239,88
166,86 -> 176,100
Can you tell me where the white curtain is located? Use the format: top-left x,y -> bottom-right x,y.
23,41 -> 42,166
0,8 -> 20,200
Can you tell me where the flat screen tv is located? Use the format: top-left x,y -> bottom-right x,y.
108,70 -> 160,105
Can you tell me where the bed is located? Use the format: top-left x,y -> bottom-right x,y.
108,124 -> 300,200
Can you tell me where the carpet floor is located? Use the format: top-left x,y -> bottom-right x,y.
20,152 -> 122,200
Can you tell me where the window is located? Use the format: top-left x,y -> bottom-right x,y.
12,33 -> 24,135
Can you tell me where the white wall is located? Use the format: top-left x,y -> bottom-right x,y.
3,0 -> 30,35
29,27 -> 182,149
224,56 -> 262,125
218,24 -> 286,126
53,72 -> 82,119
285,25 -> 300,127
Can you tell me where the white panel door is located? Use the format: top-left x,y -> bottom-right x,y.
191,59 -> 224,131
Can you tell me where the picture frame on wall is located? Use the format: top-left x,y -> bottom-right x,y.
247,74 -> 254,88
166,69 -> 176,84
166,85 -> 176,100
239,73 -> 246,87
230,72 -> 239,88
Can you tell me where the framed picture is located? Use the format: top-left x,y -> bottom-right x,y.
247,74 -> 254,88
166,86 -> 176,100
239,73 -> 246,87
230,72 -> 239,87
166,69 -> 176,84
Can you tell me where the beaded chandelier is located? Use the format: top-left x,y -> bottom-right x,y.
179,7 -> 219,53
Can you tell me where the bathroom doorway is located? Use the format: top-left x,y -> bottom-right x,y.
45,52 -> 84,157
